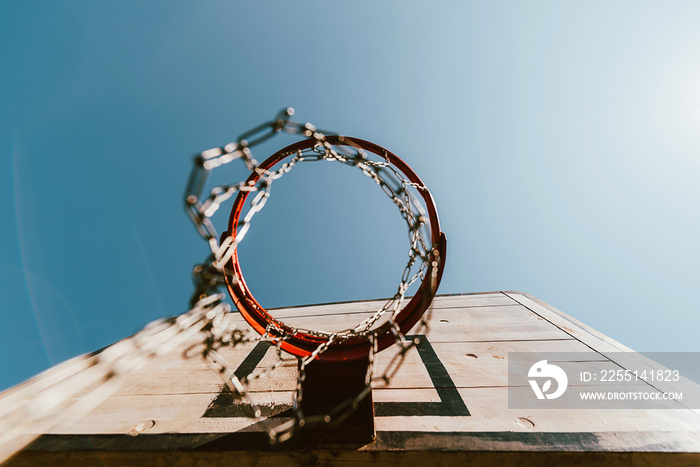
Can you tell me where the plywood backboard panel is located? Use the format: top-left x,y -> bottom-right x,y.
5,292 -> 700,465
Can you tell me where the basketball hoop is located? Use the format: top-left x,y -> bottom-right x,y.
223,136 -> 446,362
185,108 -> 452,438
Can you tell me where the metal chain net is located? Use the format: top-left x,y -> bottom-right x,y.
0,108 -> 441,461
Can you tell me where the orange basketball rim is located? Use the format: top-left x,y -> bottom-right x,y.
223,136 -> 446,362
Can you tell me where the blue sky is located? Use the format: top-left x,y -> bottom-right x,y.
1,1 -> 699,391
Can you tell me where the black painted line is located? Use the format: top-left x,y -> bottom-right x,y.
32,430 -> 699,453
375,335 -> 470,417
202,341 -> 275,418
233,341 -> 274,380
202,335 -> 470,419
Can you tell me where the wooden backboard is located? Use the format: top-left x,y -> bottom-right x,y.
5,292 -> 700,466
